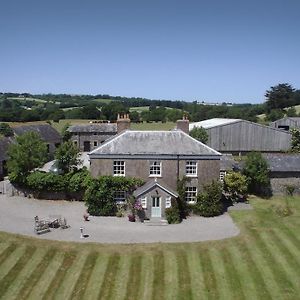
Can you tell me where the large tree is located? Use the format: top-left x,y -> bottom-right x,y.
7,131 -> 48,184
190,126 -> 208,144
265,83 -> 295,111
55,140 -> 81,174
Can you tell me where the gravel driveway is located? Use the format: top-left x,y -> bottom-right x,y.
0,195 -> 239,244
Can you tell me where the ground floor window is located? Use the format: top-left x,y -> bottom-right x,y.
219,171 -> 227,182
114,191 -> 126,204
185,187 -> 197,203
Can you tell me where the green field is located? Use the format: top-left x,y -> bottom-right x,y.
0,196 -> 299,299
50,119 -> 176,133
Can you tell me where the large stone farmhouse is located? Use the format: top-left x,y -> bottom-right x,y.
270,117 -> 300,131
189,118 -> 292,155
12,124 -> 62,155
89,118 -> 221,219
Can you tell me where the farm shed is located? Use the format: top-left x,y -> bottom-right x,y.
12,124 -> 62,155
263,153 -> 300,195
189,118 -> 292,154
270,117 -> 300,131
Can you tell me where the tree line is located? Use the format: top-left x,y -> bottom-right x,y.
1,83 -> 300,123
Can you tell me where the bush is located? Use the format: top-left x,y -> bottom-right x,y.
223,171 -> 248,203
165,199 -> 181,224
194,181 -> 223,217
68,168 -> 91,193
242,152 -> 272,197
285,184 -> 296,197
274,204 -> 293,217
26,171 -> 66,192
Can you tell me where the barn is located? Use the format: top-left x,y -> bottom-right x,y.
189,118 -> 292,154
270,117 -> 300,131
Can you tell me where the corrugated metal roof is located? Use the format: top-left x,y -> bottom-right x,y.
89,130 -> 221,156
68,124 -> 117,133
189,118 -> 241,130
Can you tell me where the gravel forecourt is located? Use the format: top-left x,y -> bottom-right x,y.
0,195 -> 240,244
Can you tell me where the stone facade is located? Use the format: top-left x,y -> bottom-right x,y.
270,172 -> 300,195
90,158 -> 220,192
70,132 -> 116,152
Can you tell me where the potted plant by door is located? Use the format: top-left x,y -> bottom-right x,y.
128,214 -> 136,222
134,201 -> 145,222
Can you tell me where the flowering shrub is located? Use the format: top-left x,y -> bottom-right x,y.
134,201 -> 143,211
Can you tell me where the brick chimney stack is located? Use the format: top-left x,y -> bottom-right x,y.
176,114 -> 189,134
117,113 -> 131,133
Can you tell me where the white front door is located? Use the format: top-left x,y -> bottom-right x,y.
151,197 -> 161,217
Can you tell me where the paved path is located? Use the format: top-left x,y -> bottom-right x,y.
0,195 -> 240,244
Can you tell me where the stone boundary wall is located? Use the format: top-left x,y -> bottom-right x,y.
270,177 -> 300,195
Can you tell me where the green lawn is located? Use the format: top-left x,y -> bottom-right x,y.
0,196 -> 299,299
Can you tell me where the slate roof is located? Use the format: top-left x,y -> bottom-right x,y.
68,124 -> 117,133
220,155 -> 240,171
89,130 -> 221,158
0,137 -> 13,161
133,180 -> 179,198
263,154 -> 300,172
12,124 -> 61,142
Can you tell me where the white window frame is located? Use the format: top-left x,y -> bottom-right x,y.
114,191 -> 126,204
166,196 -> 172,208
149,161 -> 162,177
220,170 -> 227,182
185,187 -> 197,203
113,161 -> 125,176
186,161 -> 197,177
141,197 -> 147,209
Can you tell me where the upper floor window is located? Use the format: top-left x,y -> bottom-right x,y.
186,161 -> 197,176
113,161 -> 125,176
149,161 -> 161,177
93,141 -> 98,147
185,187 -> 197,203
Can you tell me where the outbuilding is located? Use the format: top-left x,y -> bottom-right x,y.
189,118 -> 292,155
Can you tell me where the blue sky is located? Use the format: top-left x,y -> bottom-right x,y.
0,0 -> 299,103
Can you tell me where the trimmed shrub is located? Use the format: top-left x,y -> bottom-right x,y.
165,199 -> 181,224
194,181 -> 223,217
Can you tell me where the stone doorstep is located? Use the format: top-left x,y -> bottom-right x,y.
144,218 -> 168,226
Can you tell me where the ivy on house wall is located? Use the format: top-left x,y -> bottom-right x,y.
84,176 -> 144,216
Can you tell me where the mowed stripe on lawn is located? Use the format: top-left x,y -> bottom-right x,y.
0,197 -> 299,299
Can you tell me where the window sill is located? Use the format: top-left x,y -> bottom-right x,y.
186,175 -> 198,177
186,201 -> 196,204
149,175 -> 162,178
113,174 -> 125,177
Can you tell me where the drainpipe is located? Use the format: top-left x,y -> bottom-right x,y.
177,155 -> 180,181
